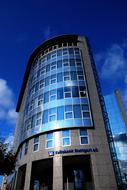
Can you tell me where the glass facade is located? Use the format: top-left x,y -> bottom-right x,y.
104,92 -> 127,186
19,47 -> 93,143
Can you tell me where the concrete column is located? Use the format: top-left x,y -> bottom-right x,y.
53,156 -> 63,190
23,161 -> 32,190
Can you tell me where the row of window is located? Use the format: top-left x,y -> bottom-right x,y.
30,60 -> 83,85
31,58 -> 82,84
28,71 -> 85,97
19,129 -> 88,159
24,104 -> 90,129
42,104 -> 90,124
25,86 -> 87,113
32,48 -> 80,69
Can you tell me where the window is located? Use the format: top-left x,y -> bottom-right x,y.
51,51 -> 56,58
63,59 -> 69,67
51,62 -> 56,70
76,59 -> 82,66
77,71 -> 84,80
64,72 -> 70,81
57,49 -> 62,56
40,67 -> 46,75
35,113 -> 41,126
50,74 -> 56,84
57,106 -> 64,120
49,108 -> 56,121
19,146 -> 22,159
44,92 -> 49,103
64,87 -> 72,98
65,105 -> 73,119
69,59 -> 75,66
25,119 -> 31,130
62,48 -> 68,55
57,60 -> 62,68
24,141 -> 29,155
80,129 -> 88,144
46,133 -> 53,148
32,74 -> 37,83
68,48 -> 74,54
79,86 -> 86,97
57,88 -> 63,99
46,64 -> 50,72
50,89 -> 57,101
33,136 -> 39,151
38,95 -> 43,106
30,86 -> 35,96
74,48 -> 80,55
73,105 -> 81,118
81,105 -> 90,118
39,79 -> 44,89
29,100 -> 34,111
62,130 -> 70,146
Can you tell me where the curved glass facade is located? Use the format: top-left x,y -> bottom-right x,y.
19,46 -> 93,143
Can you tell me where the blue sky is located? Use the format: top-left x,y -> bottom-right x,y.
0,0 -> 127,183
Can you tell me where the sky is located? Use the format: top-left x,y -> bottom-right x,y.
0,0 -> 127,183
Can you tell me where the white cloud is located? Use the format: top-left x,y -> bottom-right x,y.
0,79 -> 14,108
0,79 -> 17,124
7,109 -> 18,124
95,41 -> 127,108
95,43 -> 127,79
4,134 -> 14,151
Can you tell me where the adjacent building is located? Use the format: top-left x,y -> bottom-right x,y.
11,34 -> 120,190
104,90 -> 127,188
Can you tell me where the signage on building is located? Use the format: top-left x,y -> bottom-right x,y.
48,147 -> 98,156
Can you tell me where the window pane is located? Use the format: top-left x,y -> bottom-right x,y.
73,105 -> 81,118
80,129 -> 87,136
71,72 -> 77,80
44,92 -> 49,103
57,106 -> 64,120
62,130 -> 69,137
47,133 -> 53,139
49,115 -> 56,121
83,112 -> 90,118
34,137 -> 39,143
57,73 -> 63,82
57,60 -> 62,68
81,137 -> 88,144
46,140 -> 53,148
57,49 -> 62,56
46,64 -> 50,72
45,77 -> 50,86
42,110 -> 48,124
64,87 -> 71,92
57,88 -> 63,99
65,105 -> 72,111
69,48 -> 74,54
82,105 -> 89,110
66,112 -> 73,119
72,86 -> 79,97
65,92 -> 71,98
63,138 -> 70,146
49,108 -> 56,115
34,144 -> 38,151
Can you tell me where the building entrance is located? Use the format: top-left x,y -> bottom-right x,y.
30,158 -> 53,190
63,155 -> 94,190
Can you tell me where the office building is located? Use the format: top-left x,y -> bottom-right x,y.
104,90 -> 127,188
10,35 -> 120,190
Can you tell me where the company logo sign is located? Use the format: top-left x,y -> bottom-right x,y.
48,147 -> 98,156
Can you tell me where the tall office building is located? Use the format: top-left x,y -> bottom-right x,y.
104,90 -> 127,188
11,35 -> 120,190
